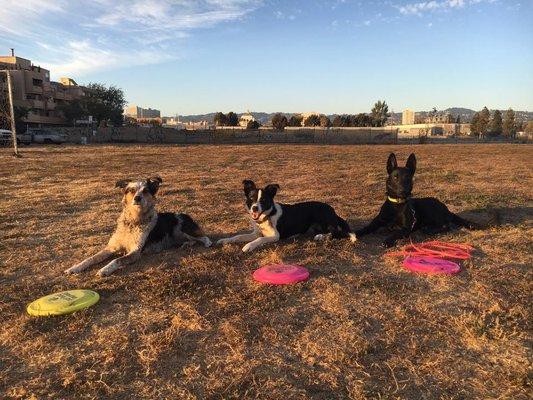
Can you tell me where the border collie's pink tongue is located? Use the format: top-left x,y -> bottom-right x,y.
252,211 -> 260,219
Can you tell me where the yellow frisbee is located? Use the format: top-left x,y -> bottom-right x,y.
26,290 -> 100,317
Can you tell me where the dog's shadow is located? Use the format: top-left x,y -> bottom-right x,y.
458,206 -> 532,227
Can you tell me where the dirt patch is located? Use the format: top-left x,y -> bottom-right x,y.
1,144 -> 531,399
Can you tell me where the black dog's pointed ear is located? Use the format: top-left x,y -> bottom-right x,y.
406,153 -> 416,175
386,153 -> 397,174
242,180 -> 256,196
264,184 -> 280,197
115,179 -> 131,189
146,176 -> 162,195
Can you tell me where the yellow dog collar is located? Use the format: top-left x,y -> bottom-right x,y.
387,196 -> 407,204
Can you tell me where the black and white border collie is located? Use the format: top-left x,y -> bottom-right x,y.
65,177 -> 211,277
217,180 -> 356,252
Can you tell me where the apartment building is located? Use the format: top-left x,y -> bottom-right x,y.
124,105 -> 161,120
0,50 -> 85,126
402,109 -> 415,125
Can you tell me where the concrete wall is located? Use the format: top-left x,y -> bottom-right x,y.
56,126 -> 399,145
390,123 -> 464,138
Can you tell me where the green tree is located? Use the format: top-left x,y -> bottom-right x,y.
304,114 -> 321,127
332,115 -> 344,127
319,115 -> 331,128
226,112 -> 239,127
371,100 -> 389,127
124,116 -> 138,126
84,83 -> 126,126
524,121 -> 533,135
353,113 -> 372,127
271,113 -> 288,130
489,110 -> 503,136
14,106 -> 29,133
214,112 -> 227,126
246,120 -> 260,130
478,107 -> 491,137
57,99 -> 86,125
470,112 -> 480,136
502,108 -> 517,137
288,115 -> 303,127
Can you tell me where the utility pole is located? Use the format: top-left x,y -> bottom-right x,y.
3,70 -> 19,156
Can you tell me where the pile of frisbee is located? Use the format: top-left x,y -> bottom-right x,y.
385,240 -> 474,275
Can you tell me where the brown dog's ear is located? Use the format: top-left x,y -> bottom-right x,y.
115,179 -> 131,189
242,180 -> 256,196
264,184 -> 280,198
146,176 -> 162,195
405,153 -> 416,175
386,153 -> 397,174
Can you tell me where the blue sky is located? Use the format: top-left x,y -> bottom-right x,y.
0,0 -> 531,115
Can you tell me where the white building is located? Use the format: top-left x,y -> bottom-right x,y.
402,109 -> 415,125
239,112 -> 255,127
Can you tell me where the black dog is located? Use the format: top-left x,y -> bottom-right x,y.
355,153 -> 478,247
217,180 -> 356,252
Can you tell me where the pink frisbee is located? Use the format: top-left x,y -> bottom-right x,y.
253,264 -> 309,285
403,256 -> 460,275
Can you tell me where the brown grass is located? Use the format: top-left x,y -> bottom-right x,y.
0,144 -> 532,399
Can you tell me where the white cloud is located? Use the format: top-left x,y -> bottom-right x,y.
33,40 -> 174,77
396,0 -> 492,15
0,0 -> 262,77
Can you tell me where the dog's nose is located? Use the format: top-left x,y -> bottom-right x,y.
134,195 -> 142,203
251,205 -> 258,212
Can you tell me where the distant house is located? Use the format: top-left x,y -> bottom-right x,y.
239,112 -> 255,127
124,105 -> 161,120
299,112 -> 321,126
402,109 -> 415,125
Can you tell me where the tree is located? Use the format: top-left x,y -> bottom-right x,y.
14,106 -> 29,133
271,113 -> 288,130
124,116 -> 138,126
428,107 -> 438,122
503,108 -> 517,137
371,100 -> 389,127
304,114 -> 321,127
84,83 -> 126,126
470,112 -> 481,136
319,115 -> 331,128
226,112 -> 239,127
213,112 -> 227,126
472,107 -> 490,138
353,113 -> 372,127
246,120 -> 260,130
524,121 -> 533,136
489,109 -> 502,136
288,115 -> 303,127
57,99 -> 86,125
332,115 -> 344,127
456,115 -> 461,124
479,107 -> 491,136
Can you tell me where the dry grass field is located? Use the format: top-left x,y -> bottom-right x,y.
1,143 -> 532,399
